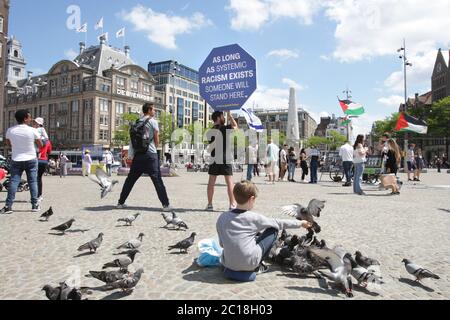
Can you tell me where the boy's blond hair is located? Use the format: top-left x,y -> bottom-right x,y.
233,181 -> 259,205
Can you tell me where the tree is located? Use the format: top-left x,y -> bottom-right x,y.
306,136 -> 329,148
371,112 -> 400,142
327,131 -> 347,150
112,113 -> 139,147
427,96 -> 450,156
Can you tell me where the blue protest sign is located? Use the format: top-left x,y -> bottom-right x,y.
199,44 -> 257,111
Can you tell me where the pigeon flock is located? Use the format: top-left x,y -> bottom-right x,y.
264,199 -> 441,298
25,170 -> 440,301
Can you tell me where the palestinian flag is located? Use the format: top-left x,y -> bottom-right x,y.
339,99 -> 365,116
341,115 -> 352,126
394,112 -> 428,134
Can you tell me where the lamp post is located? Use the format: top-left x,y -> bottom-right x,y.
170,61 -> 178,162
343,87 -> 352,142
397,39 -> 413,171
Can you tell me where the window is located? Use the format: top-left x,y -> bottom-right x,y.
115,117 -> 124,127
72,100 -> 79,112
99,99 -> 109,112
115,102 -> 125,114
99,130 -> 109,140
131,80 -> 138,91
14,50 -> 18,58
116,77 -> 125,87
13,68 -> 20,77
99,114 -> 109,126
0,17 -> 3,33
101,84 -> 110,92
62,76 -> 68,86
72,75 -> 80,84
143,84 -> 151,94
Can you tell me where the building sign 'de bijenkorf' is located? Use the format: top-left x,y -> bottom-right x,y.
199,44 -> 257,111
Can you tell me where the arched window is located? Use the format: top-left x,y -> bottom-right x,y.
14,50 -> 18,58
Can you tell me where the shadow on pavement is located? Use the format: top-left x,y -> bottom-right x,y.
438,208 -> 450,213
352,285 -> 381,297
84,206 -> 203,213
73,252 -> 96,258
100,290 -> 134,300
285,285 -> 340,297
398,277 -> 435,292
182,269 -> 236,285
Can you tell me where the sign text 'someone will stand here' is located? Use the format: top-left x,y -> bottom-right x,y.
199,44 -> 257,111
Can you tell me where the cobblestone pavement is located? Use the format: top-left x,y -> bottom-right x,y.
0,169 -> 449,300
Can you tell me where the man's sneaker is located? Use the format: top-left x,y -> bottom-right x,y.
163,205 -> 173,212
32,204 -> 41,212
205,204 -> 214,211
38,196 -> 44,203
0,207 -> 13,214
256,262 -> 270,274
116,203 -> 127,209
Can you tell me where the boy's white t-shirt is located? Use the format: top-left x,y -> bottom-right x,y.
6,125 -> 40,162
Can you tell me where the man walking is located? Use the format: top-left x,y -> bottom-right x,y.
103,149 -> 114,176
1,110 -> 42,214
266,138 -> 280,185
278,144 -> 288,181
247,141 -> 258,181
83,150 -> 92,177
309,146 -> 320,184
406,143 -> 416,181
206,111 -> 238,211
339,141 -> 354,187
117,103 -> 171,211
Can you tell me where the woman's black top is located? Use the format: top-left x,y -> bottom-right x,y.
385,150 -> 398,174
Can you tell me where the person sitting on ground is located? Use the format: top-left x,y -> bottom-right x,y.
216,181 -> 312,282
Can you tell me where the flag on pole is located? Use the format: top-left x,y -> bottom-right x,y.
341,115 -> 351,127
98,32 -> 109,42
241,107 -> 264,132
338,98 -> 365,116
116,27 -> 125,38
76,23 -> 87,33
95,17 -> 104,30
394,112 -> 428,134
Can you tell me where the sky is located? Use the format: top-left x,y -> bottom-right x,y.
8,0 -> 450,134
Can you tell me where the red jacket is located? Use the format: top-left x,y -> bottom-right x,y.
39,140 -> 53,161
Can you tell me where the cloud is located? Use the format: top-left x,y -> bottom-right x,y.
282,78 -> 306,91
267,49 -> 299,60
378,95 -> 404,109
121,5 -> 212,49
324,0 -> 450,62
227,0 -> 270,31
384,50 -> 440,93
320,54 -> 331,61
227,0 -> 324,31
245,86 -> 290,109
64,48 -> 78,60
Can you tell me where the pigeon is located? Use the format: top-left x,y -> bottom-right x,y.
40,207 -> 53,221
161,212 -> 173,228
117,213 -> 140,226
355,251 -> 381,268
98,268 -> 144,293
116,233 -> 145,250
89,168 -> 119,199
346,255 -> 384,287
402,259 -> 440,282
288,255 -> 317,276
51,218 -> 75,234
86,270 -> 128,284
102,249 -> 139,271
170,211 -> 189,230
309,247 -> 354,298
77,233 -> 104,253
168,232 -> 196,253
281,199 -> 326,233
42,283 -> 82,300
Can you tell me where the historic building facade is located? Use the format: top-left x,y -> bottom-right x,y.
0,0 -> 10,136
4,38 -> 163,149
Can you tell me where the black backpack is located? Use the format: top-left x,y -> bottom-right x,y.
130,118 -> 151,154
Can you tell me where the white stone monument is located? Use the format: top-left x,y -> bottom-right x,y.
287,87 -> 300,147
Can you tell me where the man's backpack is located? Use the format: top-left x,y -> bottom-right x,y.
129,118 -> 151,154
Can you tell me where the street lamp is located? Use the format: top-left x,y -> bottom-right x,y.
398,39 -> 413,171
170,61 -> 178,161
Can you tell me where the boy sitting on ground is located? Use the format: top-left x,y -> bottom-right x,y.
216,181 -> 312,281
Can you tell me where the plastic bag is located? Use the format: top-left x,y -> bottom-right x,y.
196,239 -> 223,267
